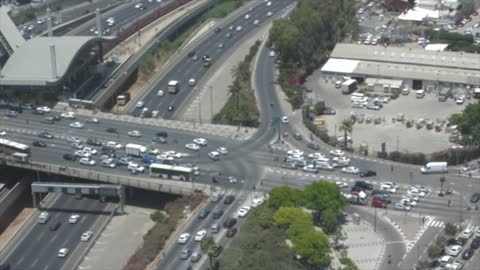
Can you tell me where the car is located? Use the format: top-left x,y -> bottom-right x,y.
194,229 -> 207,241
238,206 -> 251,217
86,138 -> 102,146
36,106 -> 51,113
69,122 -> 84,129
303,164 -> 318,173
226,227 -> 238,238
60,112 -> 75,119
0,130 -> 5,137
281,116 -> 289,123
167,105 -> 175,111
223,217 -> 237,228
40,117 -> 55,124
351,101 -> 366,108
180,248 -> 193,260
217,147 -> 228,155
79,158 -> 95,166
281,163 -> 297,170
224,195 -> 235,205
456,97 -> 465,105
253,19 -> 259,25
267,11 -> 272,16
106,141 -> 122,149
193,138 -> 207,146
235,25 -> 242,31
38,131 -> 53,139
58,248 -> 69,258
198,208 -> 210,219
75,150 -> 91,158
366,103 -> 381,110
105,127 -> 118,133
266,1 -> 272,6
308,152 -> 326,159
341,166 -> 360,174
127,130 -> 141,137
191,252 -> 202,263
394,203 -> 411,211
461,229 -> 473,239
449,245 -> 463,256
251,198 -> 264,208
372,199 -> 387,208
185,143 -> 200,151
86,117 -> 99,124
177,233 -> 190,244
380,183 -> 397,193
329,149 -> 345,157
400,198 -> 417,207
82,147 -> 97,155
306,143 -> 321,150
212,207 -> 224,219
470,192 -> 480,203
128,162 -> 145,173
354,181 -> 373,190
336,181 -> 348,188
322,107 -> 336,115
136,101 -> 144,108
471,238 -> 480,249
225,32 -> 232,38
69,214 -> 80,224
408,188 -> 426,198
66,136 -> 83,144
6,110 -> 18,117
402,194 -> 419,202
63,153 -> 76,161
49,221 -> 61,231
81,231 -> 93,241
373,195 -> 391,204
32,140 -> 47,147
214,27 -> 221,33
360,170 -> 376,177
153,136 -> 167,144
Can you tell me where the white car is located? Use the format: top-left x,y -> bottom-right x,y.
460,228 -> 473,239
269,51 -> 275,57
101,159 -> 116,168
238,206 -> 251,217
341,166 -> 359,174
407,188 -> 426,198
147,148 -> 159,155
189,78 -> 196,86
449,245 -> 462,256
136,101 -> 145,108
82,147 -> 97,155
281,116 -> 288,123
194,229 -> 207,241
251,198 -> 264,208
381,183 -> 397,193
74,150 -> 91,158
177,233 -> 190,244
67,136 -> 82,144
302,164 -> 318,173
266,1 -> 272,6
127,130 -> 142,137
128,162 -> 145,173
329,149 -> 345,157
193,138 -> 208,146
336,181 -> 348,188
86,117 -> 99,124
157,90 -> 164,96
332,156 -> 350,165
394,203 -> 411,211
69,214 -> 80,224
287,149 -> 304,156
185,143 -> 200,151
267,11 -> 272,16
165,151 -> 183,159
235,25 -> 242,31
217,147 -> 228,155
308,152 -> 326,159
316,162 -> 334,171
79,158 -> 95,166
61,112 -> 75,119
400,198 -> 417,207
69,122 -> 84,129
106,141 -> 123,149
157,154 -> 174,161
81,231 -> 93,241
0,130 -> 6,136
36,106 -> 51,113
475,227 -> 480,238
401,194 -> 419,202
58,248 -> 69,258
253,19 -> 259,25
244,14 -> 250,20
456,97 -> 465,105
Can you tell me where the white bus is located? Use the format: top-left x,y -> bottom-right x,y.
13,152 -> 30,162
0,139 -> 31,155
168,80 -> 179,94
149,163 -> 192,181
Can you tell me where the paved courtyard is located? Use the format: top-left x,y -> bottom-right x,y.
304,70 -> 470,154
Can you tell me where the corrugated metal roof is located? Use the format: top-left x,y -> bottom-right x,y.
0,6 -> 25,52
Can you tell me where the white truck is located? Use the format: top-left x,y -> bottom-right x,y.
168,80 -> 179,94
344,191 -> 368,205
125,143 -> 147,157
341,79 -> 357,94
421,162 -> 448,174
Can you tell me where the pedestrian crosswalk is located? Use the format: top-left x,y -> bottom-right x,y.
425,219 -> 445,228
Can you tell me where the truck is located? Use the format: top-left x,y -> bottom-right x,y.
341,79 -> 357,94
344,191 -> 368,205
421,161 -> 448,174
116,92 -> 130,106
168,80 -> 179,94
38,211 -> 50,224
125,143 -> 147,157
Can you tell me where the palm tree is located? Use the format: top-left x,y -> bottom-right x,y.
228,79 -> 243,111
338,119 -> 353,149
201,236 -> 216,269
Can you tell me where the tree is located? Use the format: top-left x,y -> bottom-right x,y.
273,207 -> 312,229
427,244 -> 442,259
228,79 -> 243,111
416,260 -> 432,270
292,230 -> 331,266
268,186 -> 304,209
319,208 -> 340,234
445,222 -> 458,236
201,236 -> 216,269
339,119 -> 353,149
303,181 -> 347,214
313,101 -> 325,115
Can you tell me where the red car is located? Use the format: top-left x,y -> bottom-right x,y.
372,199 -> 387,208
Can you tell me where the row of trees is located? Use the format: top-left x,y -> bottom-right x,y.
269,0 -> 357,109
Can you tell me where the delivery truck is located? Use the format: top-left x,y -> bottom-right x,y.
342,79 -> 358,94
421,162 -> 448,174
343,191 -> 368,205
125,143 -> 147,157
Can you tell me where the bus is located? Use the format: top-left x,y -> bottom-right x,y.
149,163 -> 193,181
168,80 -> 179,94
0,139 -> 31,155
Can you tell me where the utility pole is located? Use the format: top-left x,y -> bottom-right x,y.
374,206 -> 377,232
209,85 -> 213,118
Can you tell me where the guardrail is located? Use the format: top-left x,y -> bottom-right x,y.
0,156 -> 211,196
92,0 -> 222,109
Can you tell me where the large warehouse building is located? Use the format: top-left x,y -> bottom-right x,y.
321,43 -> 480,93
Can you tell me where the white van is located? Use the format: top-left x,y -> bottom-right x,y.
38,211 -> 50,224
208,151 -> 220,161
416,89 -> 425,98
421,162 -> 448,174
351,93 -> 368,103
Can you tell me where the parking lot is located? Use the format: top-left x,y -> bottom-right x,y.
305,72 -> 470,154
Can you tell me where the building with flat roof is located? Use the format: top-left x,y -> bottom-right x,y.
321,43 -> 480,93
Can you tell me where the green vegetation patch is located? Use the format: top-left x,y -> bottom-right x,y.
426,30 -> 480,53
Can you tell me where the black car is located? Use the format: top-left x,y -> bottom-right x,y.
203,61 -> 211,68
212,245 -> 223,257
471,238 -> 480,249
354,181 -> 373,190
447,238 -> 458,245
322,107 -> 336,115
223,217 -> 237,228
152,136 -> 167,144
187,51 -> 195,57
20,103 -> 33,110
49,221 -> 61,231
360,170 -> 377,177
462,248 -> 474,260
0,263 -> 10,270
223,195 -> 235,205
87,138 -> 102,146
212,207 -> 224,219
198,208 -> 210,219
32,109 -> 44,115
38,131 -> 53,139
458,237 -> 468,247
226,227 -> 238,238
63,153 -> 76,161
214,27 -> 221,33
306,143 -> 321,150
470,192 -> 480,203
156,131 -> 168,138
32,140 -> 47,147
168,105 -> 175,111
202,55 -> 211,62
106,127 -> 118,133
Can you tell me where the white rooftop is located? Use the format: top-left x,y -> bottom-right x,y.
320,58 -> 359,73
424,44 -> 449,51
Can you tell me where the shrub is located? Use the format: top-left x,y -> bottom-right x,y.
150,210 -> 168,223
445,222 -> 459,236
427,244 -> 443,259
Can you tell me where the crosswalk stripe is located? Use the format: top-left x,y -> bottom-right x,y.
425,219 -> 433,226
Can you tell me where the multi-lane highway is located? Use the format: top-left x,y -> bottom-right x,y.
1,194 -> 113,270
126,0 -> 296,118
